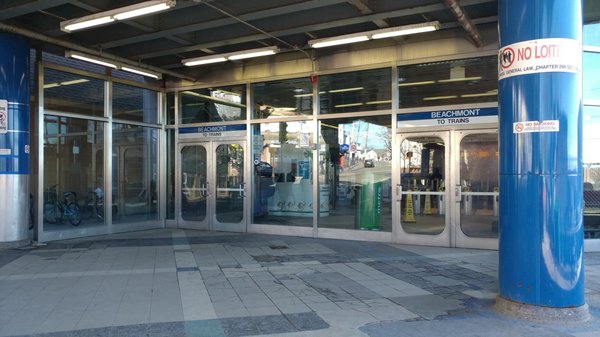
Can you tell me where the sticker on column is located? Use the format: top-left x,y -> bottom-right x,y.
513,120 -> 560,133
498,38 -> 581,80
0,99 -> 7,134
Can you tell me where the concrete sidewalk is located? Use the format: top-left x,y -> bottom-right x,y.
0,229 -> 598,337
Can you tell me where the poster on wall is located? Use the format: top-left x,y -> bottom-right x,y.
0,99 -> 7,134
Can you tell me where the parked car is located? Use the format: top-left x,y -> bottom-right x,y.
364,159 -> 375,168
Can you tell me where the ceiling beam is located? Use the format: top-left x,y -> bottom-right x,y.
99,0 -> 351,50
134,0 -> 494,60
0,0 -> 70,20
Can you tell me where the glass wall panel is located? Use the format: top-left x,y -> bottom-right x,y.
166,92 -> 176,125
584,105 -> 600,238
180,85 -> 246,123
112,82 -> 158,124
252,122 -> 315,227
398,56 -> 498,108
112,123 -> 159,223
318,116 -> 392,231
43,117 -> 105,230
166,129 -> 175,219
584,52 -> 600,101
584,22 -> 600,46
43,68 -> 104,117
252,78 -> 312,118
319,68 -> 391,114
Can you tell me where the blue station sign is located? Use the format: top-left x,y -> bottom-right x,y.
179,124 -> 246,139
397,107 -> 498,128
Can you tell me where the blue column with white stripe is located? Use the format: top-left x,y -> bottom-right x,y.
0,33 -> 30,243
498,1 -> 584,307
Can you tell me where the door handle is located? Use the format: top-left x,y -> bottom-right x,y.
240,184 -> 246,198
455,185 -> 462,202
396,184 -> 403,201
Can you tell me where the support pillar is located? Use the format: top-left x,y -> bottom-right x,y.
497,0 -> 587,316
0,33 -> 30,245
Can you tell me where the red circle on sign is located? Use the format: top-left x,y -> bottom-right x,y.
500,47 -> 515,69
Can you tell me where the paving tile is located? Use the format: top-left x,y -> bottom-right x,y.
284,312 -> 329,331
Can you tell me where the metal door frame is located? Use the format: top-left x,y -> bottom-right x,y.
177,140 -> 247,232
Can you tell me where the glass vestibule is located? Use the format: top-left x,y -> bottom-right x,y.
179,141 -> 246,232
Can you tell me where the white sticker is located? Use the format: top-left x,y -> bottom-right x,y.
0,149 -> 11,155
513,120 -> 560,133
499,38 -> 581,80
0,99 -> 7,134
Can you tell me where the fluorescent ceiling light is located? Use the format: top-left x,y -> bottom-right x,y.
423,95 -> 458,101
65,51 -> 162,79
371,22 -> 440,39
310,35 -> 369,48
366,100 -> 392,105
183,56 -> 227,66
309,21 -> 440,49
182,47 -> 279,67
44,79 -> 89,89
66,51 -> 117,68
228,47 -> 279,60
294,93 -> 314,98
398,80 -> 435,87
61,0 -> 175,32
63,16 -> 114,32
334,103 -> 364,108
181,91 -> 245,108
461,90 -> 498,98
329,87 -> 364,93
438,76 -> 482,83
120,66 -> 161,79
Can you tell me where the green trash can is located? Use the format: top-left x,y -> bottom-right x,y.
358,182 -> 382,230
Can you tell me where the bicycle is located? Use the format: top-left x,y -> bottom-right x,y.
43,185 -> 82,226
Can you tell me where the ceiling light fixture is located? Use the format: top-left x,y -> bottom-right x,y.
65,51 -> 118,68
309,21 -> 440,48
65,51 -> 162,79
328,87 -> 364,93
182,46 -> 279,67
422,95 -> 458,101
61,0 -> 176,32
334,103 -> 364,108
398,80 -> 436,87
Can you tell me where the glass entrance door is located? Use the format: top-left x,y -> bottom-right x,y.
453,130 -> 499,249
395,130 -> 498,248
178,141 -> 246,232
396,132 -> 451,246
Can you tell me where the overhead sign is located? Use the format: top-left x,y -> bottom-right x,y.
0,100 -> 7,134
179,124 -> 246,139
498,38 -> 581,80
397,107 -> 498,128
513,120 -> 559,134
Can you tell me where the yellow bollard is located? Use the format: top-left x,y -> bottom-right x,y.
423,189 -> 432,215
404,190 -> 416,223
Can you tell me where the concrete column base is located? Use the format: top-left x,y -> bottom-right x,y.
495,296 -> 591,322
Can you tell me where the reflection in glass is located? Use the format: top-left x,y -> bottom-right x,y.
180,85 -> 246,123
112,123 -> 158,224
112,82 -> 158,123
584,23 -> 600,46
215,144 -> 244,223
319,68 -> 391,114
584,52 -> 600,101
583,105 -> 600,238
319,116 -> 392,231
399,136 -> 445,235
167,92 -> 176,125
252,122 -> 314,227
43,116 -> 104,230
459,133 -> 499,238
252,78 -> 312,118
43,68 -> 104,117
398,56 -> 497,108
167,129 -> 175,219
181,145 -> 207,221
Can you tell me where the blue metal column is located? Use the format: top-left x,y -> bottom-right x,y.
498,1 -> 584,308
0,33 -> 30,244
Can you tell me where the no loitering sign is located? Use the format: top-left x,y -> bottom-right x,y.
498,38 -> 581,80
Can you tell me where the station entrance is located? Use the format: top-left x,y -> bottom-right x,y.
396,129 -> 499,249
178,140 -> 247,232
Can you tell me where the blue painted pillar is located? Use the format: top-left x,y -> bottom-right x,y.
0,33 -> 30,243
498,1 -> 584,307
